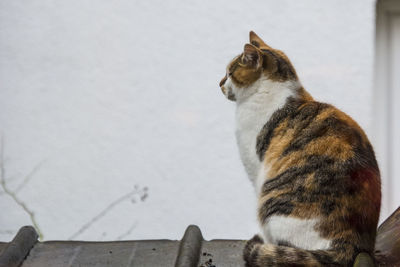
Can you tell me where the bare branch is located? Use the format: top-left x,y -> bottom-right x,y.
14,159 -> 45,194
0,177 -> 44,240
69,186 -> 147,240
116,221 -> 138,240
0,135 -> 147,242
0,136 -> 44,240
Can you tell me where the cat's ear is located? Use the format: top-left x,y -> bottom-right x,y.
249,31 -> 271,49
242,44 -> 262,69
261,49 -> 278,73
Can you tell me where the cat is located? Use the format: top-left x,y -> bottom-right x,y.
219,31 -> 381,266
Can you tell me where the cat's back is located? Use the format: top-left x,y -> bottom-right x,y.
257,97 -> 378,174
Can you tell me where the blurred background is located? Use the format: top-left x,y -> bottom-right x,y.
1,0 -> 399,241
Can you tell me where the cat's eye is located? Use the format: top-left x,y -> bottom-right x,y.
228,72 -> 233,76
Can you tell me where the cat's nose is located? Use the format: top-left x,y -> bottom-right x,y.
219,75 -> 227,87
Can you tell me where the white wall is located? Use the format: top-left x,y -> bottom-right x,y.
0,0 -> 377,241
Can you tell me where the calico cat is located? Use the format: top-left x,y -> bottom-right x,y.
219,31 -> 381,266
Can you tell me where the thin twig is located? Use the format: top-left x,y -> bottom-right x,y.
0,182 -> 44,240
116,221 -> 138,240
0,137 -> 44,240
14,160 -> 45,194
69,187 -> 146,240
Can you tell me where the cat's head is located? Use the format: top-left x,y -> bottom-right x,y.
219,31 -> 298,102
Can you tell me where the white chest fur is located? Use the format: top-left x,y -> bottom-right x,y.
234,79 -> 297,187
232,79 -> 333,251
262,215 -> 332,250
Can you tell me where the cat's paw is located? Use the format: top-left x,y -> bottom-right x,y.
243,235 -> 264,267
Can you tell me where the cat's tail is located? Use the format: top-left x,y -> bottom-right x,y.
243,235 -> 354,267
